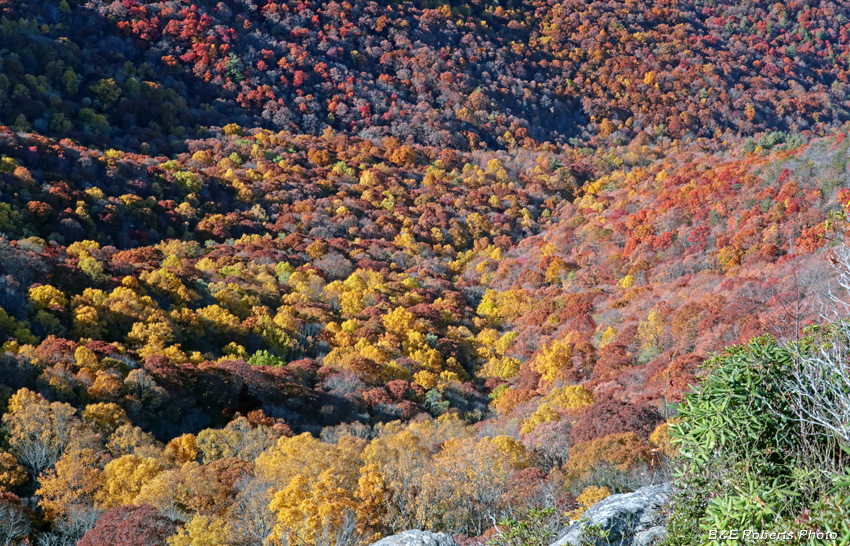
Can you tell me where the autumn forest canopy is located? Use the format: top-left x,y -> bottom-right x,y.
1,0 -> 850,544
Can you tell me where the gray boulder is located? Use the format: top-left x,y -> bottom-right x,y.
370,530 -> 457,546
551,483 -> 672,546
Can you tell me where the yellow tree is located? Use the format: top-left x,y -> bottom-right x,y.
520,386 -> 593,435
106,423 -> 161,458
2,388 -> 79,475
72,305 -> 106,339
548,385 -> 594,412
268,470 -> 358,546
478,330 -> 521,380
569,486 -> 611,520
382,307 -> 417,338
258,434 -> 365,545
82,402 -> 130,437
74,346 -> 100,370
416,436 -> 522,535
168,515 -> 233,546
532,333 -> 578,383
29,284 -> 68,309
0,452 -> 27,492
638,309 -> 663,359
544,257 -> 570,285
196,416 -> 280,464
97,454 -> 164,509
360,428 -> 431,532
355,464 -> 389,541
36,448 -> 104,519
136,469 -> 184,520
163,433 -> 199,465
141,267 -> 200,305
127,319 -> 177,357
649,422 -> 676,458
255,433 -> 363,491
520,403 -> 560,434
566,432 -> 650,480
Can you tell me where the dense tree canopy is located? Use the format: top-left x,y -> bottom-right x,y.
1,0 -> 849,543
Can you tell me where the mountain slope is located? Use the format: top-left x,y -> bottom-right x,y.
5,0 -> 850,151
1,0 -> 850,544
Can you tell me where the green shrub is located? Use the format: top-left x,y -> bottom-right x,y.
248,350 -> 284,367
488,508 -> 562,546
663,337 -> 846,545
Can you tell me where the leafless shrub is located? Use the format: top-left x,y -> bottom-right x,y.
0,502 -> 31,546
229,477 -> 276,546
783,242 -> 850,475
36,506 -> 99,546
276,509 -> 364,546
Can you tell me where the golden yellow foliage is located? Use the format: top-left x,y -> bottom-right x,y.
649,422 -> 676,458
82,402 -> 130,436
0,452 -> 27,491
168,515 -> 233,546
255,433 -> 364,491
545,257 -> 570,285
520,403 -> 560,434
29,284 -> 67,309
355,463 -> 389,539
164,433 -> 199,465
480,356 -> 521,379
477,329 -> 521,379
566,432 -> 650,479
197,305 -> 241,332
97,454 -> 164,509
3,388 -> 79,475
488,436 -> 530,469
476,289 -> 533,326
412,370 -> 439,391
532,332 -> 578,383
547,385 -> 594,412
106,423 -> 161,458
269,470 -> 358,546
382,306 -> 417,336
637,309 -> 663,356
413,414 -> 473,451
141,268 -> 200,304
599,326 -> 617,348
196,416 -> 280,464
616,274 -> 635,289
37,448 -> 104,519
569,486 -> 610,520
135,469 -> 182,519
305,240 -> 328,260
74,346 -> 99,369
128,320 -> 176,354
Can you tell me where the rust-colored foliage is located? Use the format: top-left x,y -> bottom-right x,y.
570,398 -> 664,445
77,505 -> 177,546
1,0 -> 849,541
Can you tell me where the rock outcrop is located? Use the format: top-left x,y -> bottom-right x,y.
367,484 -> 671,546
551,483 -> 672,546
370,530 -> 458,546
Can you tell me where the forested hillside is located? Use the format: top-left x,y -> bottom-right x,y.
1,0 -> 850,544
6,0 -> 850,151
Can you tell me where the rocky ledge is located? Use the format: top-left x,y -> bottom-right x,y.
370,530 -> 459,546
552,483 -> 673,546
368,483 -> 672,546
